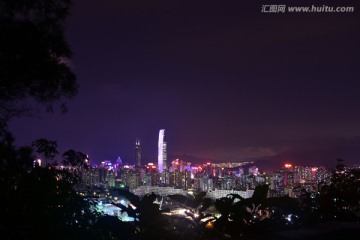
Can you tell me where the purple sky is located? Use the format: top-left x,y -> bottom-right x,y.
9,0 -> 360,171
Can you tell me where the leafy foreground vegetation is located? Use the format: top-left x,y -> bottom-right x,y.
1,137 -> 359,240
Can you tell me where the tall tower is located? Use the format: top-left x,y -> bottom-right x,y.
158,129 -> 167,173
135,138 -> 141,166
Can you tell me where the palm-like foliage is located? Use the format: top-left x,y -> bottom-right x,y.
116,189 -> 172,239
213,194 -> 248,238
213,185 -> 271,238
168,192 -> 214,239
168,192 -> 213,215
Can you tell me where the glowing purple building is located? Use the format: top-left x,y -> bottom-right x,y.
158,129 -> 167,173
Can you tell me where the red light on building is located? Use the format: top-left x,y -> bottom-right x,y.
284,164 -> 292,168
311,167 -> 318,172
206,162 -> 211,165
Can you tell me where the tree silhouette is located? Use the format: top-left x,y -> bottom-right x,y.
297,159 -> 360,223
0,1 -> 111,239
0,143 -> 103,239
94,215 -> 137,240
319,159 -> 360,221
263,195 -> 301,231
0,0 -> 77,124
32,138 -> 59,166
62,149 -> 89,168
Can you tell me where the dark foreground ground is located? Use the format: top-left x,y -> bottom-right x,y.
242,221 -> 360,240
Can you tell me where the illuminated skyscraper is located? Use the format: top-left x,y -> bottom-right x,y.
158,129 -> 167,173
135,138 -> 141,166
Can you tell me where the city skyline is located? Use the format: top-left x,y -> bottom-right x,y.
1,1 -> 359,239
8,0 -> 360,171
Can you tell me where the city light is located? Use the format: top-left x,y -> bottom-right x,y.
205,221 -> 214,229
284,163 -> 292,168
33,159 -> 42,167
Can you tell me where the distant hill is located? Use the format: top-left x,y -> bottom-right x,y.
167,154 -> 219,165
168,154 -> 257,168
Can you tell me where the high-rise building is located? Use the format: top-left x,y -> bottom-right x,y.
81,167 -> 100,186
158,129 -> 167,173
135,138 -> 141,166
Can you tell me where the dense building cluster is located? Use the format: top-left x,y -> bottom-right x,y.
76,158 -> 333,200
29,130 -> 356,208
68,130 -> 331,202
68,130 -> 335,201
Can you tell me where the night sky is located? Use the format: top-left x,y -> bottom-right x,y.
9,0 -> 360,171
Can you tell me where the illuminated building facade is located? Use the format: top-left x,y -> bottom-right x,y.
145,163 -> 160,186
81,168 -> 101,186
158,129 -> 167,173
108,170 -> 116,188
